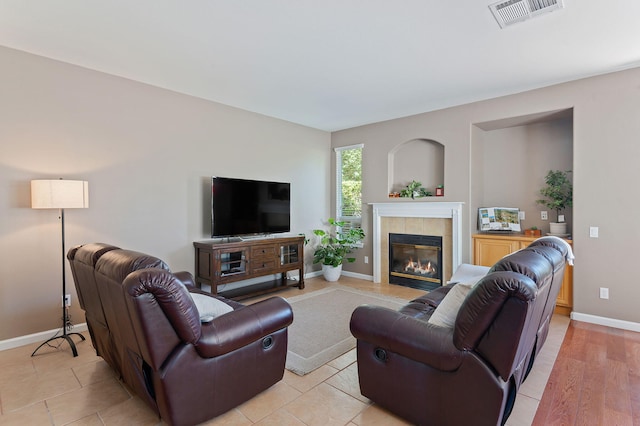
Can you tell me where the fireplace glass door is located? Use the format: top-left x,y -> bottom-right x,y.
389,233 -> 443,290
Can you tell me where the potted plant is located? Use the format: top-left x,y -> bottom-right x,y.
399,180 -> 432,199
536,170 -> 573,235
310,218 -> 365,281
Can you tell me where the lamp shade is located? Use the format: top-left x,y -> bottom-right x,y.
31,180 -> 89,209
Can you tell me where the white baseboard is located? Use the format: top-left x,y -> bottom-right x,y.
340,271 -> 374,281
571,312 -> 640,332
304,270 -> 323,279
303,269 -> 373,282
0,323 -> 88,352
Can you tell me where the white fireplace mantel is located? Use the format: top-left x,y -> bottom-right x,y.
370,202 -> 464,283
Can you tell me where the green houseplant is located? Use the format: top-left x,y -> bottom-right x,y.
524,226 -> 541,237
536,170 -> 573,235
310,218 -> 365,281
399,180 -> 432,199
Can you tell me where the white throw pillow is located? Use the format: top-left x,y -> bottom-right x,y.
428,283 -> 473,328
427,268 -> 487,328
191,293 -> 233,322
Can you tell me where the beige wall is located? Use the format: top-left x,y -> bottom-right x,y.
3,43 -> 639,341
0,46 -> 331,340
333,66 -> 640,325
474,117 -> 573,230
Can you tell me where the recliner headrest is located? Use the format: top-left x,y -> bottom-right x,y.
489,248 -> 552,286
68,242 -> 120,266
95,249 -> 169,283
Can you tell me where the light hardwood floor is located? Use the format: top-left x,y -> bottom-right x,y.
533,320 -> 640,425
0,276 -> 570,425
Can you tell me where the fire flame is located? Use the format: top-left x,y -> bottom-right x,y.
404,257 -> 437,275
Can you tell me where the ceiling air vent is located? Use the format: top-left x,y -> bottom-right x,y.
489,0 -> 564,28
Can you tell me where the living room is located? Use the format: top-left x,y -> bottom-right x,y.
2,2 -> 640,425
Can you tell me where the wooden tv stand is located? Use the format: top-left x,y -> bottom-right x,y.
193,235 -> 304,300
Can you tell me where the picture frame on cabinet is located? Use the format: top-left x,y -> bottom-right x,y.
478,207 -> 521,232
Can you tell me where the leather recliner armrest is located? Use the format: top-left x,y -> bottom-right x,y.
173,271 -> 196,288
350,305 -> 463,371
409,283 -> 455,308
194,296 -> 293,358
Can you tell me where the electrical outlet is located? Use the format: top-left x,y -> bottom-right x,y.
518,211 -> 525,220
599,288 -> 609,299
590,226 -> 599,238
541,211 -> 548,220
364,256 -> 369,264
64,294 -> 71,307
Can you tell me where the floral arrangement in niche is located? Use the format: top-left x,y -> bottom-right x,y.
397,180 -> 432,199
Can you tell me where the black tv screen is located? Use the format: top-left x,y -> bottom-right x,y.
211,177 -> 291,238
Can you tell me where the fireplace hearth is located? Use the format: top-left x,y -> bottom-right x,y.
389,233 -> 443,291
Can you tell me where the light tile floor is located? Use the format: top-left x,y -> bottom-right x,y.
0,276 -> 569,425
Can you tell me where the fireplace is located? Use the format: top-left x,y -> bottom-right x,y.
370,202 -> 463,285
389,233 -> 443,290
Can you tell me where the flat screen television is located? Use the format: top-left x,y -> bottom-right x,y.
211,176 -> 291,238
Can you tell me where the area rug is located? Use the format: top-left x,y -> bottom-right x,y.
285,285 -> 408,376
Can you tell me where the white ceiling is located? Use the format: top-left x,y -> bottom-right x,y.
1,1 -> 639,131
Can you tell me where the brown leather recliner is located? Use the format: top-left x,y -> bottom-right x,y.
67,243 -> 120,370
526,237 -> 569,357
68,244 -> 294,426
350,240 -> 569,426
489,238 -> 568,386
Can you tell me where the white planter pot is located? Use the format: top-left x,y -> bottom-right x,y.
322,264 -> 342,282
549,222 -> 567,235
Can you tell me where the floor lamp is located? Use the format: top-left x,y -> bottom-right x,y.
31,179 -> 89,357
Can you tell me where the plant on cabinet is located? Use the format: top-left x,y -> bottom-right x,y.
524,226 -> 542,237
537,170 -> 572,235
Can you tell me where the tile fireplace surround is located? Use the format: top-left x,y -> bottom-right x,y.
370,202 -> 463,284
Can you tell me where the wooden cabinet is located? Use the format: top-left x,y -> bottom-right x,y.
194,236 -> 304,300
472,233 -> 573,315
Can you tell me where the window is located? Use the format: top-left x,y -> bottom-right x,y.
335,144 -> 363,231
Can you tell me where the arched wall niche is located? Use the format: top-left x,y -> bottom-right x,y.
388,138 -> 445,195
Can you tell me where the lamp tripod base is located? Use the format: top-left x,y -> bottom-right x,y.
31,331 -> 86,357
31,203 -> 89,358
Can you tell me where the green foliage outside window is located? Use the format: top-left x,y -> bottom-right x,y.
340,148 -> 362,217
